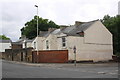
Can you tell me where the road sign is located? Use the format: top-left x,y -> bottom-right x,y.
73,46 -> 76,66
73,46 -> 76,54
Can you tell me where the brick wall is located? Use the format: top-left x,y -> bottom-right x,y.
32,50 -> 68,63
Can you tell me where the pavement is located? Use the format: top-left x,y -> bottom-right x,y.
3,60 -> 118,68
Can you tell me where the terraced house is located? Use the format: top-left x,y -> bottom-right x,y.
0,40 -> 12,52
32,20 -> 113,62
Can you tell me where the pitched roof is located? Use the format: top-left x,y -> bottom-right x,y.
61,20 -> 98,36
24,39 -> 33,42
16,39 -> 24,43
38,31 -> 49,37
38,30 -> 58,37
12,42 -> 22,45
51,29 -> 61,35
38,20 -> 98,37
16,38 -> 33,43
77,20 -> 97,32
0,40 -> 12,43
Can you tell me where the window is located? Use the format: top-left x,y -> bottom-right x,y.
62,37 -> 66,47
34,42 -> 36,49
25,42 -> 27,48
77,31 -> 84,37
79,32 -> 84,37
46,40 -> 49,49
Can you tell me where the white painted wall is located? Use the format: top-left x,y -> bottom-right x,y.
0,43 -> 11,52
43,34 -> 58,50
65,36 -> 113,62
32,37 -> 45,50
66,36 -> 83,61
84,21 -> 112,44
23,41 -> 32,48
27,42 -> 32,48
57,33 -> 68,50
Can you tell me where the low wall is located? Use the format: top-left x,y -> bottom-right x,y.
32,50 -> 68,63
3,48 -> 33,62
0,52 -> 3,59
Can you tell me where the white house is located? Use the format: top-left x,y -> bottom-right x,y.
22,39 -> 33,48
16,38 -> 33,49
32,20 -> 113,62
0,40 -> 12,52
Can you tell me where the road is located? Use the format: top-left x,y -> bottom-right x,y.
2,60 -> 118,78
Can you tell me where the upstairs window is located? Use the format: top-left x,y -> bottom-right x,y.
34,42 -> 36,49
77,31 -> 84,37
46,40 -> 49,49
79,32 -> 84,37
62,37 -> 66,47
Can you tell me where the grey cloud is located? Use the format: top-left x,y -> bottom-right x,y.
0,0 -> 119,41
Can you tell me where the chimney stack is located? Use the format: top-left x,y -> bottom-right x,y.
48,28 -> 56,32
75,21 -> 83,27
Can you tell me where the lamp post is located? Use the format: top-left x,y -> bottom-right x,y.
35,5 -> 39,63
35,5 -> 39,37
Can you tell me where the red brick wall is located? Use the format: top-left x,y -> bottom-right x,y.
32,50 -> 68,63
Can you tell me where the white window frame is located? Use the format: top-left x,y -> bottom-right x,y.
34,42 -> 36,49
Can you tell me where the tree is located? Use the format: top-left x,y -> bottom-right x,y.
101,15 -> 120,56
21,16 -> 60,39
0,35 -> 10,40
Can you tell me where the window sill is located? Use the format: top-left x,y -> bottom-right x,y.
62,47 -> 67,49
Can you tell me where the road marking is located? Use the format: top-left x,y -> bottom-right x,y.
98,72 -> 106,74
115,70 -> 118,71
109,73 -> 117,75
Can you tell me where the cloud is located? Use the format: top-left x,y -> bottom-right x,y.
0,0 -> 119,41
1,0 -> 36,41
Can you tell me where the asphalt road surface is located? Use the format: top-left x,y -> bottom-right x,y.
2,60 -> 118,78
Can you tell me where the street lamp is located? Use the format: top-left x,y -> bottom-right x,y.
35,5 -> 39,37
35,5 -> 39,63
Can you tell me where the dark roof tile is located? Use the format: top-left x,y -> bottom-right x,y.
0,40 -> 12,43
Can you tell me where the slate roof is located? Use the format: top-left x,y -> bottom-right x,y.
61,20 -> 97,36
12,42 -> 22,44
38,20 -> 98,37
76,20 -> 96,32
38,31 -> 50,37
24,39 -> 33,42
38,29 -> 60,37
0,40 -> 12,43
16,39 -> 24,43
16,38 -> 33,44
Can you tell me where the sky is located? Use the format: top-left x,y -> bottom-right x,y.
0,0 -> 119,42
